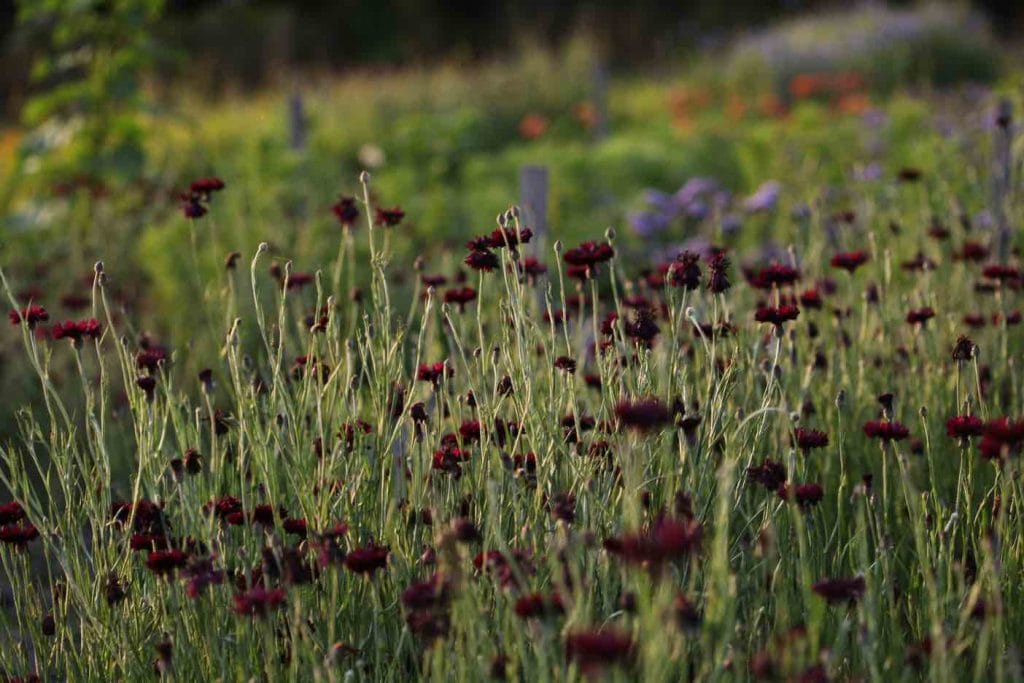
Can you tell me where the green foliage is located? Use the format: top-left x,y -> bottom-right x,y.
14,0 -> 165,190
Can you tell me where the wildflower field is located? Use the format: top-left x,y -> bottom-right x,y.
2,4 -> 1024,681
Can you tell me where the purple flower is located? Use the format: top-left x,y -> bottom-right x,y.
743,181 -> 781,213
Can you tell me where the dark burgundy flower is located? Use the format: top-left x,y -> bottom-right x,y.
432,446 -> 470,476
283,518 -> 308,538
624,308 -> 660,346
51,318 -> 101,345
0,502 -> 26,525
947,415 -> 985,440
812,576 -> 866,604
183,557 -> 225,598
750,263 -> 801,289
205,495 -> 243,521
519,257 -> 548,281
488,227 -> 532,249
794,428 -> 829,451
957,241 -> 989,262
514,592 -> 564,619
233,586 -> 286,617
798,288 -> 823,309
549,492 -> 576,523
136,347 -> 168,373
458,419 -> 482,444
465,250 -> 500,272
180,195 -> 207,219
777,482 -> 824,508
863,420 -> 910,441
190,177 -> 225,197
754,305 -> 799,328
952,335 -> 976,362
146,549 -> 189,577
565,629 -> 635,670
105,573 -> 127,606
707,253 -> 732,293
0,523 -> 38,549
830,251 -> 870,273
401,573 -> 452,611
344,545 -> 389,575
978,417 -> 1024,460
332,196 -> 361,227
443,287 -> 477,310
604,516 -> 703,566
897,167 -> 922,182
374,206 -> 405,227
668,251 -> 701,290
563,241 -> 614,268
906,307 -> 935,326
417,361 -> 452,385
614,397 -> 671,431
136,376 -> 157,401
9,305 -> 49,328
747,459 -> 786,491
554,356 -> 577,374
473,549 -> 535,590
982,264 -> 1020,281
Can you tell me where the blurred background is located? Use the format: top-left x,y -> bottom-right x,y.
0,0 -> 1019,436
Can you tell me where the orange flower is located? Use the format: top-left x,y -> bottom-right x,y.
518,113 -> 549,140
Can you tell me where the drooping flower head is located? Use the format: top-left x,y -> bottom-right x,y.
830,251 -> 870,273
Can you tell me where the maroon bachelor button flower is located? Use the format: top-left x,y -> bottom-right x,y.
51,318 -> 102,346
982,264 -> 1020,281
978,417 -> 1024,460
189,177 -> 225,197
374,206 -> 405,227
777,482 -> 824,508
707,253 -> 732,293
9,305 -> 49,328
565,629 -> 635,671
668,251 -> 701,290
514,592 -> 565,619
0,523 -> 38,550
946,415 -> 985,440
401,573 -> 452,611
830,251 -> 870,273
332,196 -> 360,227
604,516 -> 703,567
233,586 -> 286,617
563,241 -> 614,268
344,545 -> 389,575
464,250 -> 500,272
906,307 -> 935,326
750,263 -> 801,289
754,304 -> 799,328
145,549 -> 189,578
614,397 -> 671,431
417,361 -> 452,385
747,459 -> 787,491
554,356 -> 577,374
794,428 -> 829,451
180,194 -> 207,219
488,227 -> 532,249
812,576 -> 866,604
799,288 -> 823,309
443,287 -> 476,311
0,502 -> 26,525
863,420 -> 910,441
952,335 -> 976,362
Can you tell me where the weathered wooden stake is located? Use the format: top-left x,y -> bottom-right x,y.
289,91 -> 306,152
993,98 -> 1013,262
519,165 -> 549,253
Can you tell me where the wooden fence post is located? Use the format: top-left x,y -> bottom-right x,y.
993,98 -> 1013,262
